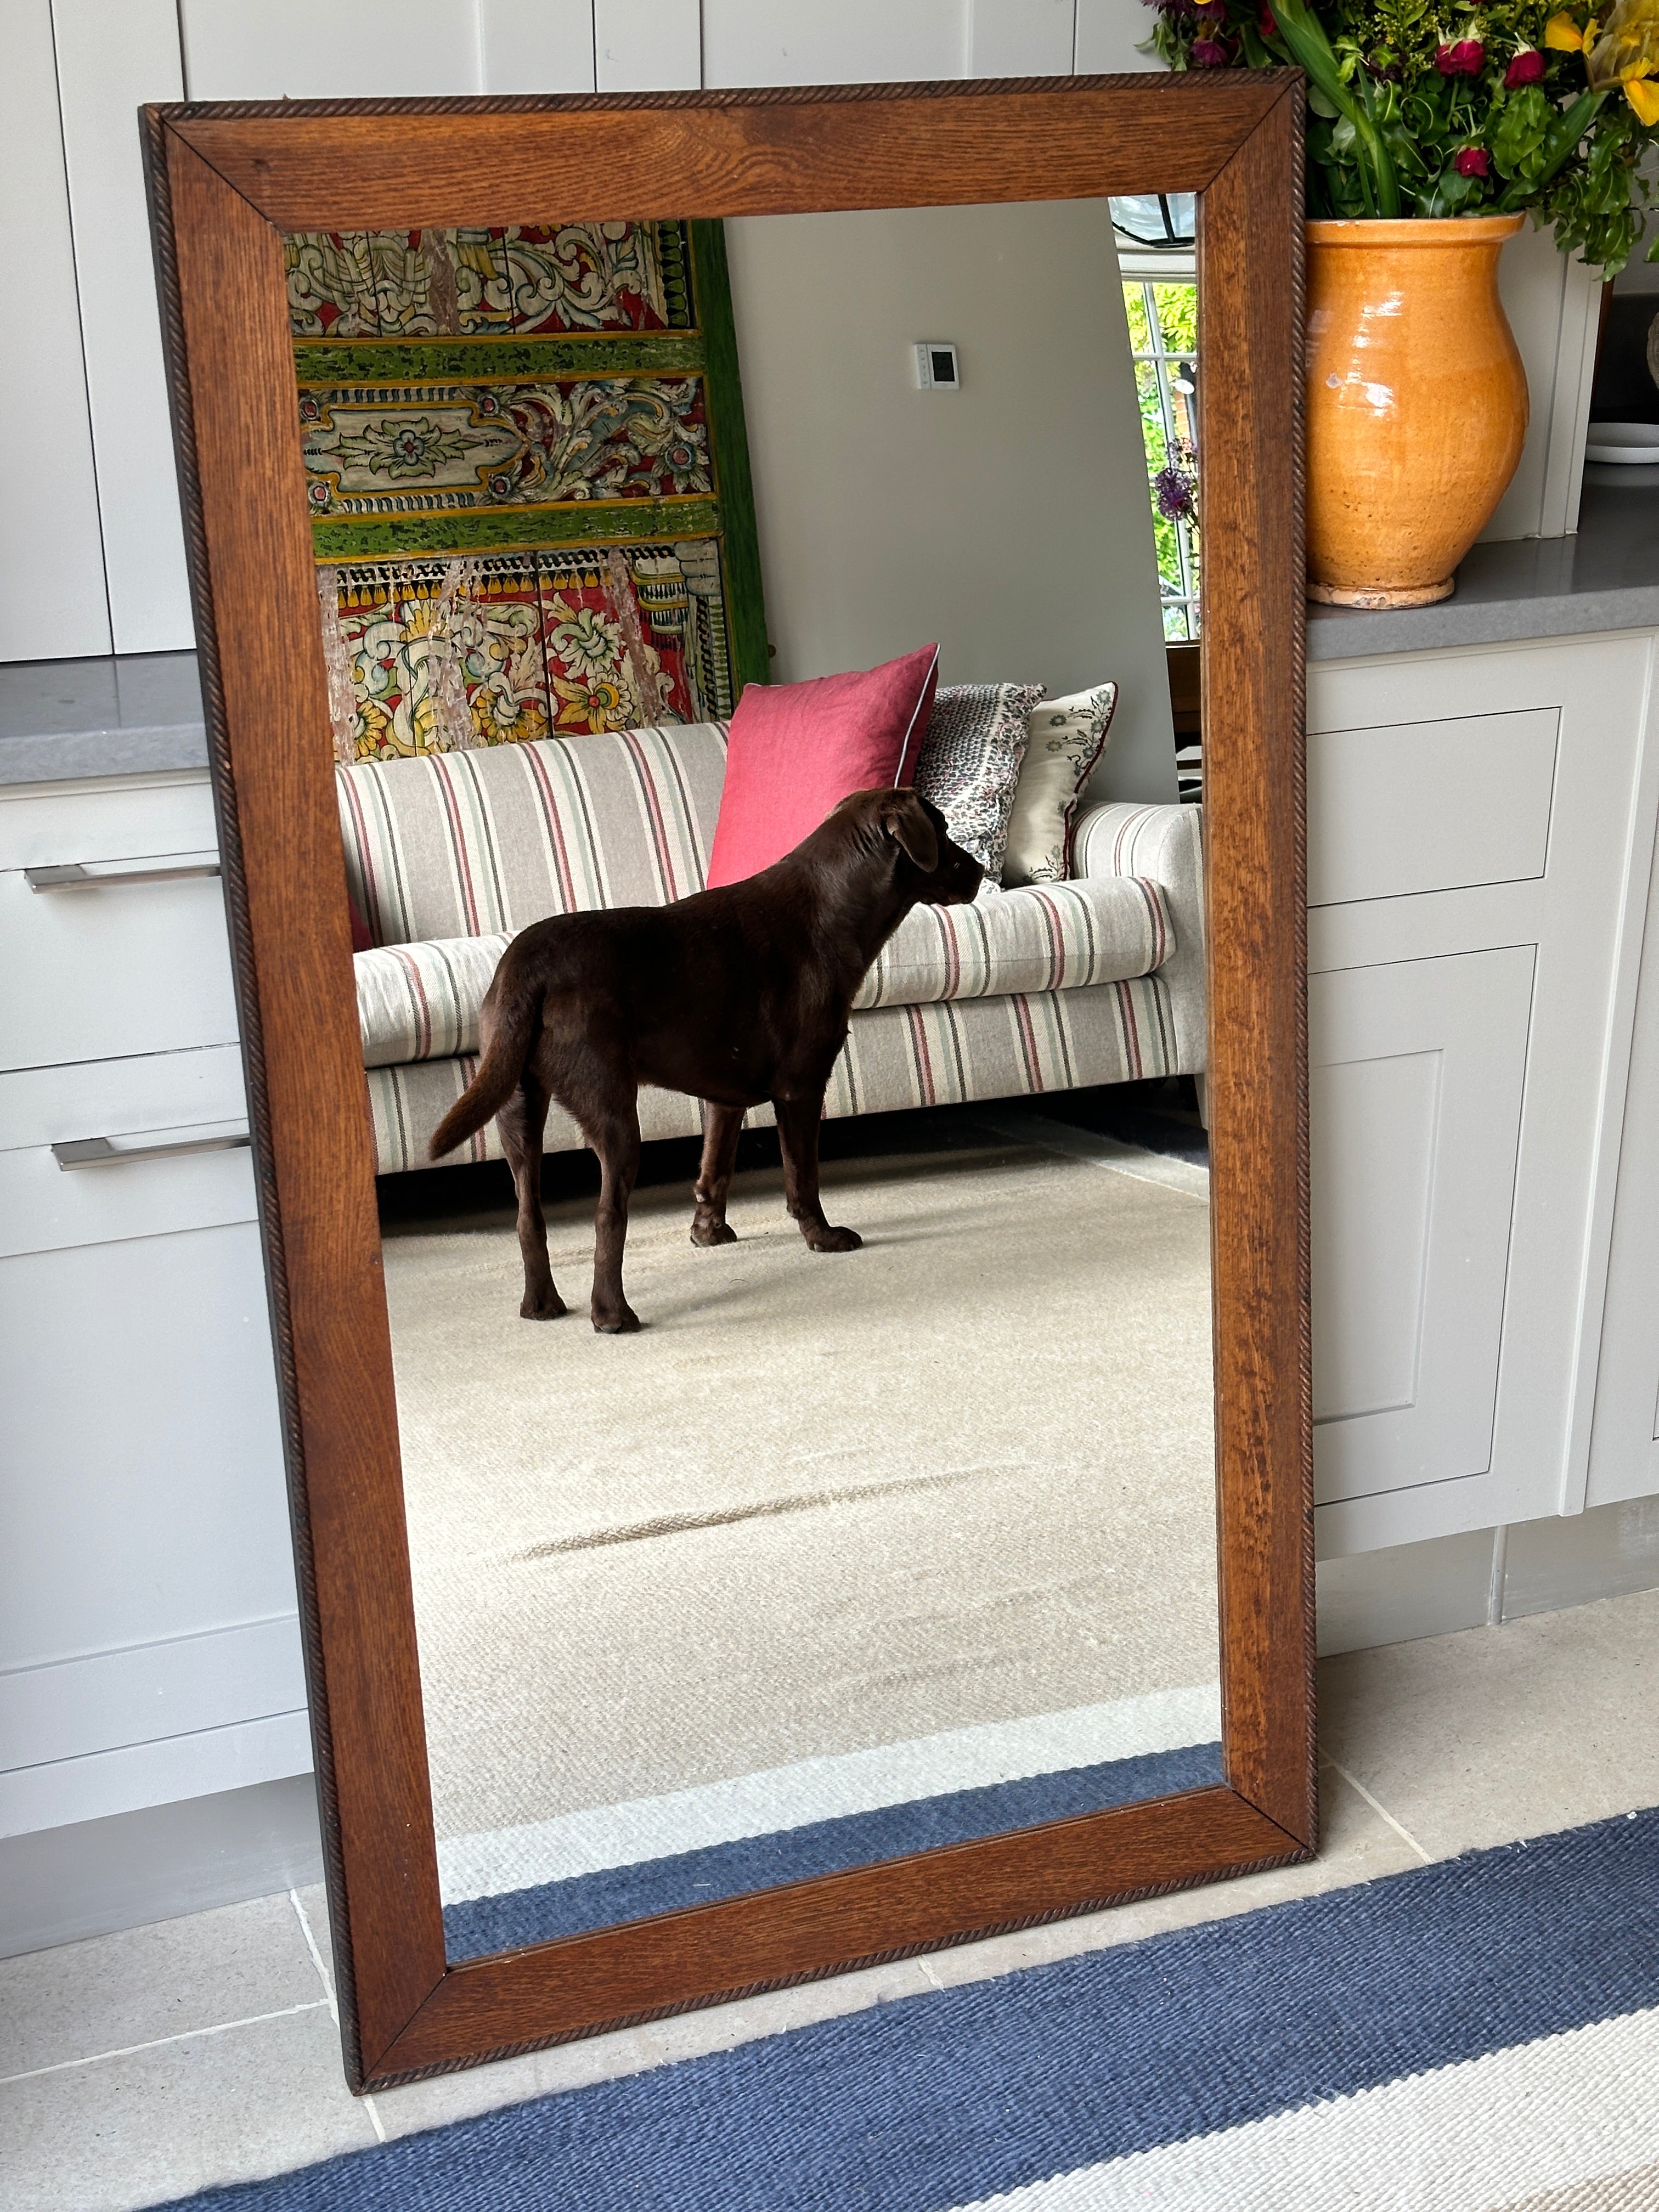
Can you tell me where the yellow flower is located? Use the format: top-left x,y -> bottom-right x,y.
1588,0 -> 1659,89
1545,9 -> 1590,47
1627,68 -> 1659,115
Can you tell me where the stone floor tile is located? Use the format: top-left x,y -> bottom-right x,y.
0,1892 -> 323,2081
0,2002 -> 375,2212
1319,1586 -> 1659,1860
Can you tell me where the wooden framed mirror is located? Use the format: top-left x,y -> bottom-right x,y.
142,75 -> 1310,2092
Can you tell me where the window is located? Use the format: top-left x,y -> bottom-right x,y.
1113,199 -> 1199,644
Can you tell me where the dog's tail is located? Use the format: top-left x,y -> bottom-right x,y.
427,980 -> 540,1161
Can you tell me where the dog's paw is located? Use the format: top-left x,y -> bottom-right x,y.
690,1217 -> 738,1247
521,1289 -> 568,1320
591,1304 -> 642,1334
807,1225 -> 863,1254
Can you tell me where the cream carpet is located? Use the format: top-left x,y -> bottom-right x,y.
381,1122 -> 1220,1870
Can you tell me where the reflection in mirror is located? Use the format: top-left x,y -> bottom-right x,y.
294,200 -> 1217,1962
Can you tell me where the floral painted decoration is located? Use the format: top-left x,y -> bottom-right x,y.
1143,0 -> 1659,270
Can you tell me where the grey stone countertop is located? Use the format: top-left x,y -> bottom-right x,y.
7,473 -> 1659,783
1308,471 -> 1659,659
0,651 -> 206,786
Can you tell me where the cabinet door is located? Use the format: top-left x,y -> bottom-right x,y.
1312,948 -> 1534,1505
0,1220 -> 301,1832
1588,853 -> 1659,1508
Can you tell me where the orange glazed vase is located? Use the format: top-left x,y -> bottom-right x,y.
1306,215 -> 1529,609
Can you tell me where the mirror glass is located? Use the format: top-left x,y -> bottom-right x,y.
291,198 -> 1218,1961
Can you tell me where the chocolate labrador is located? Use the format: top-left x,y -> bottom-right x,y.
428,786 -> 983,1331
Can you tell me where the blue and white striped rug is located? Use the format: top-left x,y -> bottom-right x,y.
168,1804 -> 1659,2210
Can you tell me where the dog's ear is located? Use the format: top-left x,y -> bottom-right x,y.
881,791 -> 939,873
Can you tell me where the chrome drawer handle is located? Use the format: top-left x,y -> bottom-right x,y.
53,1132 -> 251,1170
26,861 -> 221,891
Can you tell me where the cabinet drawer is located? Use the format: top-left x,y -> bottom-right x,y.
1308,708 -> 1558,906
0,771 -> 217,872
0,1047 -> 256,1259
0,858 -> 238,1070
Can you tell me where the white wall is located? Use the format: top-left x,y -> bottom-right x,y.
727,202 -> 1177,801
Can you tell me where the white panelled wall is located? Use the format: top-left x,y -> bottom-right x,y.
2,0 -> 1596,667
1,0 -> 1158,668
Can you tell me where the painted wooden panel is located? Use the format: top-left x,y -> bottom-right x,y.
594,0 -> 701,90
1308,707 -> 1558,907
0,1223 -> 292,1678
968,0 -> 1077,75
1,1615 -> 304,1770
1311,947 -> 1535,1506
0,770 -> 215,871
178,0 -> 483,99
52,0 -> 192,655
0,1043 -> 246,1154
1,1711 -> 313,1837
1075,0 -> 1164,72
1588,840 -> 1659,1506
0,1122 -> 256,1263
702,0 -> 968,86
1483,222 -> 1604,544
1311,633 -> 1658,1553
0,2 -> 111,662
481,0 -> 597,92
0,864 -> 238,1071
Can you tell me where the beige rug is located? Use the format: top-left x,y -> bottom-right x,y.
382,1127 -> 1219,1850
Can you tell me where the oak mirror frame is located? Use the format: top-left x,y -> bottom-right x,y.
142,75 -> 1311,2094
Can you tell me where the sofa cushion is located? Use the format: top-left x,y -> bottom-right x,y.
356,874 -> 1173,1070
704,645 -> 939,888
913,681 -> 1045,883
365,973 -> 1184,1174
337,720 -> 728,947
853,874 -> 1172,1011
1002,683 -> 1119,887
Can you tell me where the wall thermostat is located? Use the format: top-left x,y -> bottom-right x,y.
915,342 -> 960,390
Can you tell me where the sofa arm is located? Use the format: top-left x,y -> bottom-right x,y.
1072,801 -> 1206,1075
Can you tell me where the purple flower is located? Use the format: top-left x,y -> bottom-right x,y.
1505,47 -> 1546,86
1191,35 -> 1231,65
1437,38 -> 1486,74
1155,465 -> 1197,521
1455,144 -> 1491,177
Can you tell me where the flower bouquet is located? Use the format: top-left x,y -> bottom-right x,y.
1145,0 -> 1659,272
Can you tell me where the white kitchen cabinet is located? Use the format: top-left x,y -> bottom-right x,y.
0,769 -> 303,1842
1311,948 -> 1534,1503
1308,631 -> 1659,1554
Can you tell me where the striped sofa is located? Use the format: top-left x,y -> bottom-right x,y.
340,721 -> 1206,1175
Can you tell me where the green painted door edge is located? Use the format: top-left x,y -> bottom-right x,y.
690,219 -> 771,699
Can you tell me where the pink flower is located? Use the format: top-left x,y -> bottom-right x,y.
1191,36 -> 1231,64
1455,144 -> 1491,176
1260,3 -> 1278,28
1437,38 -> 1486,73
1505,47 -> 1546,84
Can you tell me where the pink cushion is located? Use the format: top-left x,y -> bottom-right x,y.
704,645 -> 940,888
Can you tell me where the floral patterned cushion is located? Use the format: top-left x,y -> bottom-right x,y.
1002,684 -> 1120,887
913,682 -> 1047,884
